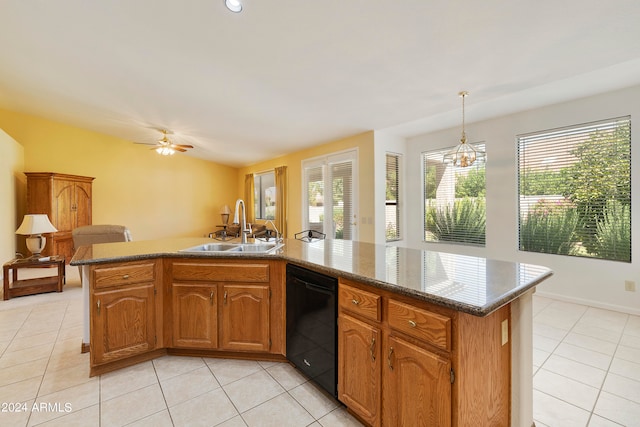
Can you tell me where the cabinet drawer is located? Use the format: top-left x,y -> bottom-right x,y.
388,299 -> 451,351
172,262 -> 269,282
93,262 -> 156,289
339,282 -> 381,322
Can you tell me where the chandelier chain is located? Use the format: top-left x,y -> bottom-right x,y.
459,91 -> 468,143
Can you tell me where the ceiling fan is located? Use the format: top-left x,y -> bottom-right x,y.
136,129 -> 194,156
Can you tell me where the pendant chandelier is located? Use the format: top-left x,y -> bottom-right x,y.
443,91 -> 485,167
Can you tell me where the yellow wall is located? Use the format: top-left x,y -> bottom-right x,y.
0,109 -> 239,242
0,129 -> 25,262
0,108 -> 377,247
238,131 -> 376,243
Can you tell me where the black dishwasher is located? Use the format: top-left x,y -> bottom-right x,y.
286,263 -> 338,397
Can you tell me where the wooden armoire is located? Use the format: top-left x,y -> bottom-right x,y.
25,172 -> 95,262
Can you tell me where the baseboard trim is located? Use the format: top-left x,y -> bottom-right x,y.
534,290 -> 640,316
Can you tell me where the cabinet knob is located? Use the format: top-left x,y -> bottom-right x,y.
122,274 -> 130,280
408,320 -> 417,328
369,337 -> 376,362
96,299 -> 101,314
224,291 -> 228,305
387,347 -> 394,370
210,291 -> 214,305
351,299 -> 360,306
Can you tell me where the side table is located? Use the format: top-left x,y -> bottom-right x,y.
3,256 -> 66,300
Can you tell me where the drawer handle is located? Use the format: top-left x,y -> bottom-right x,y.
387,347 -> 394,370
351,299 -> 360,306
369,337 -> 376,362
408,320 -> 417,328
96,299 -> 101,315
122,274 -> 130,280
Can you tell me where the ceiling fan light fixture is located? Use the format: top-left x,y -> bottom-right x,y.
225,0 -> 242,13
443,91 -> 486,167
156,146 -> 175,156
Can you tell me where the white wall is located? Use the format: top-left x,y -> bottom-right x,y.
404,85 -> 640,315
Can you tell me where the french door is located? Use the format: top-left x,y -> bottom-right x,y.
302,150 -> 358,241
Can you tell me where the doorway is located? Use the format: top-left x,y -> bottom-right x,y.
302,150 -> 358,241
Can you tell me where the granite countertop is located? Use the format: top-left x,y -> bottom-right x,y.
71,237 -> 553,316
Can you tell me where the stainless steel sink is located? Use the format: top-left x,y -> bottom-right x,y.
179,242 -> 284,254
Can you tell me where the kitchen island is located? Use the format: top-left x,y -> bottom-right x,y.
71,237 -> 552,427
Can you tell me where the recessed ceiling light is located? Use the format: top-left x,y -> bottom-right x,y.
225,0 -> 242,13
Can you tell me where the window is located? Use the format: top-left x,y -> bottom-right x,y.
386,153 -> 401,241
254,171 -> 275,220
518,117 -> 631,262
422,144 -> 486,246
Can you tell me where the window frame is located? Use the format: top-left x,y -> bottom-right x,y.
254,171 -> 276,220
385,152 -> 401,242
517,116 -> 631,262
422,143 -> 486,247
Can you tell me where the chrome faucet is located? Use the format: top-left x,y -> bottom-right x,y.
233,199 -> 249,244
263,219 -> 281,242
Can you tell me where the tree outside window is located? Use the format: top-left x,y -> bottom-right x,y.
423,144 -> 486,246
518,117 -> 631,262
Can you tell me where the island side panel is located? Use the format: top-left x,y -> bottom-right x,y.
453,303 -> 511,427
510,288 -> 535,427
81,264 -> 90,352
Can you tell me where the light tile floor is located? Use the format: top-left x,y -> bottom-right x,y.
0,268 -> 362,427
533,295 -> 640,427
1,268 -> 638,426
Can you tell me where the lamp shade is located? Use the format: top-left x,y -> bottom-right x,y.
16,214 -> 58,235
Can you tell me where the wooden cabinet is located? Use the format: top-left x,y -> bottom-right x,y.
90,261 -> 160,370
92,283 -> 156,365
383,335 -> 451,427
172,284 -> 218,348
170,260 -> 284,355
338,314 -> 381,426
221,284 -> 270,352
338,278 -> 510,427
25,172 -> 94,261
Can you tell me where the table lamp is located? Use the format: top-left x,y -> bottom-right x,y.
220,205 -> 231,224
16,214 -> 58,258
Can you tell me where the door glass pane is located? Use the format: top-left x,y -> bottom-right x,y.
330,161 -> 353,240
306,166 -> 324,234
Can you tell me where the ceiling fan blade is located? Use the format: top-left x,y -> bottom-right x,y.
173,144 -> 194,149
134,141 -> 157,146
174,147 -> 187,152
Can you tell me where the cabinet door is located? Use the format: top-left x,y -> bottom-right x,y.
51,233 -> 74,260
383,335 -> 451,427
74,182 -> 92,228
338,314 -> 381,427
220,284 -> 270,352
172,283 -> 218,348
53,180 -> 75,231
91,283 -> 156,365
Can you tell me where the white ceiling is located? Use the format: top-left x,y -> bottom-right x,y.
1,0 -> 640,167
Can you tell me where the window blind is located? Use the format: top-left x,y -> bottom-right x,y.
329,160 -> 353,240
517,116 -> 631,262
422,143 -> 486,246
386,153 -> 401,241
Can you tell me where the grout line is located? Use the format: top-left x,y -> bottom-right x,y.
535,299 -> 632,426
151,358 -> 174,427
